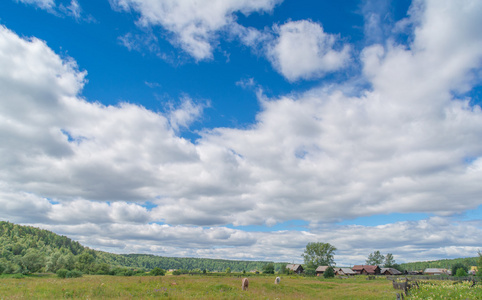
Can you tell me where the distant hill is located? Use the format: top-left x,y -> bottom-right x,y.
400,257 -> 478,272
0,221 -> 283,274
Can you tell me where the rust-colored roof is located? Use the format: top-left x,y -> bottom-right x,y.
352,265 -> 379,274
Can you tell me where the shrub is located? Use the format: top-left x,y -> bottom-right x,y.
57,269 -> 68,278
304,267 -> 316,276
323,267 -> 335,278
150,267 -> 165,276
66,270 -> 82,278
172,270 -> 181,276
456,268 -> 468,277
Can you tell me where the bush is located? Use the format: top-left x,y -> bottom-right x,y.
456,268 -> 468,277
66,270 -> 82,278
150,267 -> 165,276
57,269 -> 68,278
323,267 -> 335,278
172,270 -> 181,276
303,267 -> 316,276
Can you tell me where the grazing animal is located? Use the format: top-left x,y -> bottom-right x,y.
275,277 -> 280,284
241,278 -> 249,291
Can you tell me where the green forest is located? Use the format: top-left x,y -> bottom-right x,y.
399,257 -> 478,272
0,221 -> 284,275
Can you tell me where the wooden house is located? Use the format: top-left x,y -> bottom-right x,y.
352,265 -> 380,275
286,264 -> 304,274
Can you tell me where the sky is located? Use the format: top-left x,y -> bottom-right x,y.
0,0 -> 481,266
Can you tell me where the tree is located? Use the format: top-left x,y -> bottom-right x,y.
302,242 -> 336,269
323,266 -> 335,278
262,263 -> 275,274
225,267 -> 231,274
21,249 -> 44,274
366,251 -> 385,266
451,262 -> 468,277
456,268 -> 468,277
384,253 -> 396,268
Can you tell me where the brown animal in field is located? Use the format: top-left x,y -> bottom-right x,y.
241,277 -> 249,291
275,277 -> 280,284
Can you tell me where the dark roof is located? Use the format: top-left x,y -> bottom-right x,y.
336,268 -> 357,275
381,268 -> 402,275
286,264 -> 303,271
352,265 -> 380,274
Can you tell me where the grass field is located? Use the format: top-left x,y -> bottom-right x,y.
0,274 -> 403,299
2,274 -> 481,299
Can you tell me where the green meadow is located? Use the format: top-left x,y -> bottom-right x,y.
0,274 -> 403,299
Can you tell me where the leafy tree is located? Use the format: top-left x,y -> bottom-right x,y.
456,268 -> 468,277
21,249 -> 44,274
262,263 -> 275,274
225,267 -> 231,274
384,253 -> 396,268
323,266 -> 335,278
302,242 -> 336,269
75,252 -> 94,273
366,251 -> 385,266
451,262 -> 468,277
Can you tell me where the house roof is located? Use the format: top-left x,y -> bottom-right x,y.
315,266 -> 331,272
381,268 -> 402,275
286,264 -> 303,271
424,268 -> 446,274
352,265 -> 379,273
338,268 -> 357,275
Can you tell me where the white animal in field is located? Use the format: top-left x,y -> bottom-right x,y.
275,276 -> 280,284
242,278 -> 249,291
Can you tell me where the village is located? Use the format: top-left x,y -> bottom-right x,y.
285,264 -> 479,277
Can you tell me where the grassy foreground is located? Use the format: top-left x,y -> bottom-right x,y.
0,274 -> 401,299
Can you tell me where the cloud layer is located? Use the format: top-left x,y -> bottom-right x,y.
1,0 -> 482,264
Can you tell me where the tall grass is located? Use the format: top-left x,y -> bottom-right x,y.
0,274 -> 402,299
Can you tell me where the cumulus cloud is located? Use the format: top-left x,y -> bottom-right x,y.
1,0 -> 482,263
266,20 -> 351,81
110,0 -> 282,61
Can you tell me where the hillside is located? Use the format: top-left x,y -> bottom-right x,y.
0,221 -> 283,274
399,257 -> 479,272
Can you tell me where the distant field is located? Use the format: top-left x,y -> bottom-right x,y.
0,274 -> 401,299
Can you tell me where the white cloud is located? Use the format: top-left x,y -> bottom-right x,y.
267,20 -> 351,81
2,0 -> 482,263
110,0 -> 282,61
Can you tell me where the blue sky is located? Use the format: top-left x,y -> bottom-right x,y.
1,0 -> 482,266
